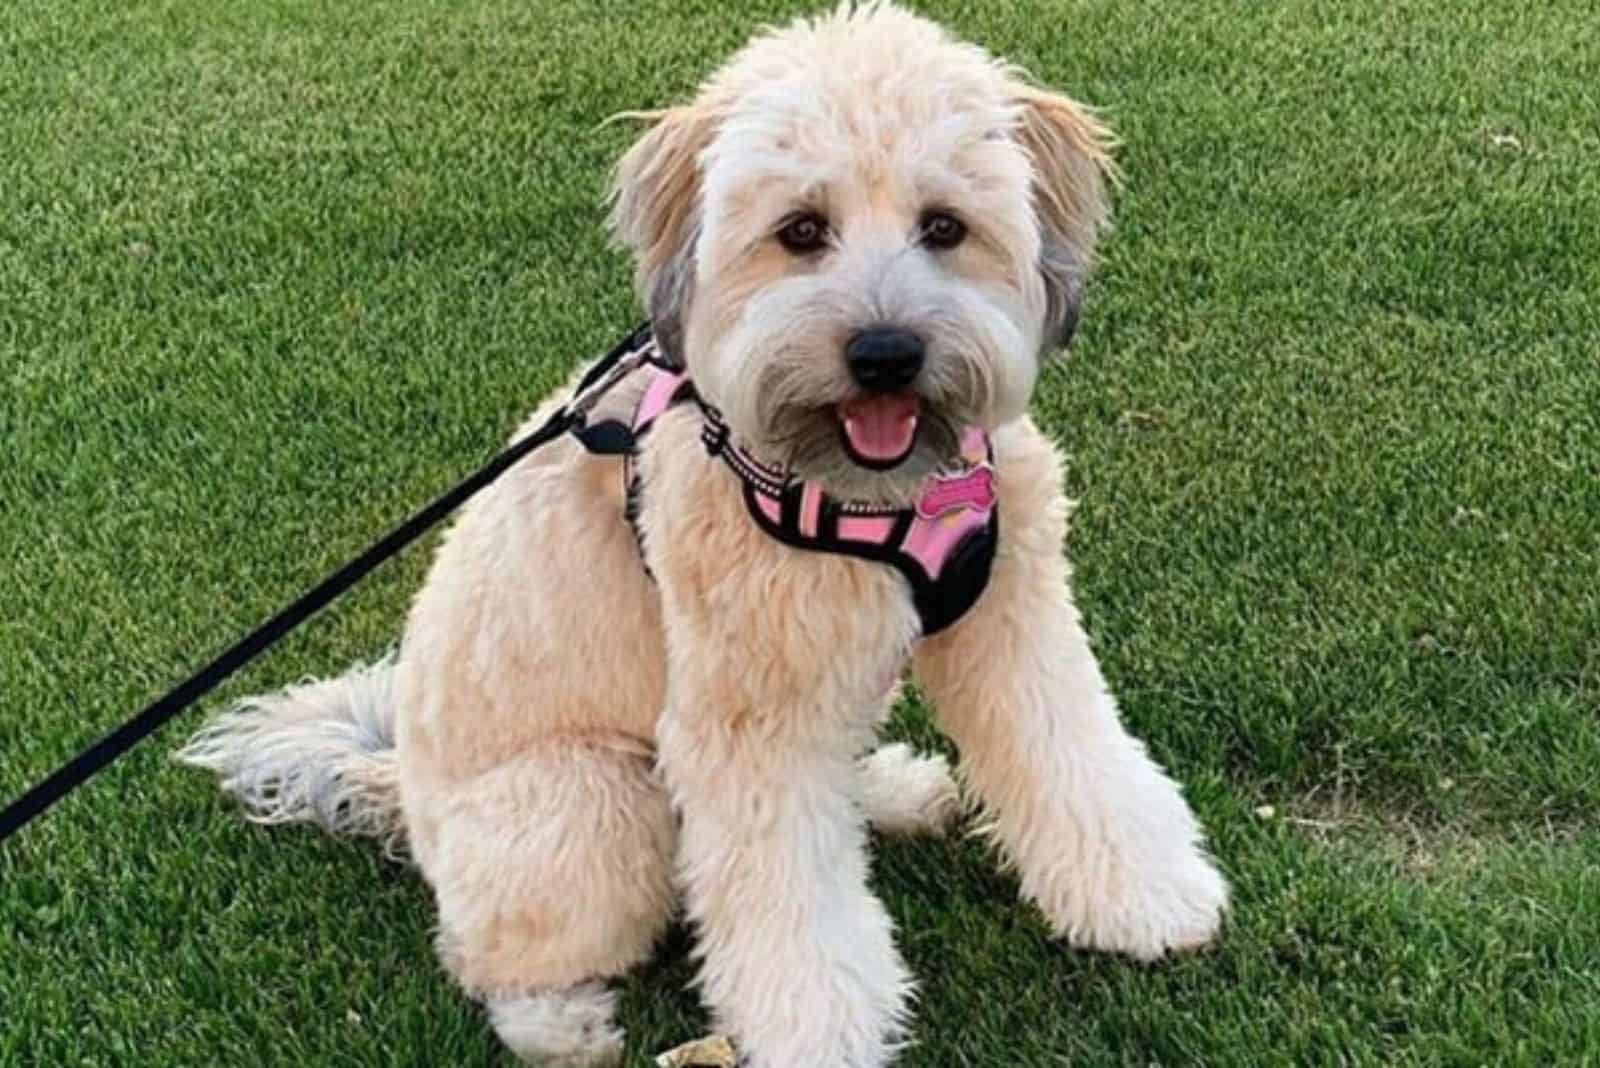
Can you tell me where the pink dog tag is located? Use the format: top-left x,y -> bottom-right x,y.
916,463 -> 996,520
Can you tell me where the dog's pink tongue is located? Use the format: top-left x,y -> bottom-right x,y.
841,393 -> 920,463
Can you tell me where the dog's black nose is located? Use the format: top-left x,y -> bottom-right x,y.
845,328 -> 925,392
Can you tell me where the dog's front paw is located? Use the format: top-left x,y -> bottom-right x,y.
859,743 -> 961,837
489,984 -> 625,1067
1053,846 -> 1228,961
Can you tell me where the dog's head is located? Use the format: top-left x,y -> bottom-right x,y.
608,2 -> 1114,503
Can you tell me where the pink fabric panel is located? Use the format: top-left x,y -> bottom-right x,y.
754,491 -> 782,525
838,515 -> 895,543
799,482 -> 823,538
634,368 -> 686,429
903,511 -> 987,580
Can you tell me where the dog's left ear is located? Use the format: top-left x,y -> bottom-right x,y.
606,103 -> 720,365
1010,87 -> 1118,355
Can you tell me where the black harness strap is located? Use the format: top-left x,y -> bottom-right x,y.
0,325 -> 651,847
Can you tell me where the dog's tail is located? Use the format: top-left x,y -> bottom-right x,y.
175,654 -> 404,851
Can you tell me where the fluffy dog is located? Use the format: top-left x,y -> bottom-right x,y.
179,4 -> 1228,1065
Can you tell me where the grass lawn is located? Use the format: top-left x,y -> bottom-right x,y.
3,0 -> 1598,1064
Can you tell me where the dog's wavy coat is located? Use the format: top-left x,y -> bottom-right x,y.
179,5 -> 1228,1065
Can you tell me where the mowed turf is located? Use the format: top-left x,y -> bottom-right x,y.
2,1 -> 1597,1064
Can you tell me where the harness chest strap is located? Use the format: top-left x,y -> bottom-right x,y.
574,336 -> 999,636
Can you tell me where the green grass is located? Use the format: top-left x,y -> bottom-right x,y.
3,0 -> 1597,1064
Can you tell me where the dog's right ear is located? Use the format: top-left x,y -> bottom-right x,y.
606,104 -> 718,365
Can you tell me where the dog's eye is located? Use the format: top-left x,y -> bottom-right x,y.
776,213 -> 830,254
920,211 -> 967,250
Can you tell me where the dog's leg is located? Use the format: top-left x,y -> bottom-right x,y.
913,424 -> 1228,960
423,738 -> 677,1066
641,405 -> 925,1066
659,710 -> 912,1068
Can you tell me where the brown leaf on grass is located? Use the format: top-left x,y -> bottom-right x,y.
654,1034 -> 738,1067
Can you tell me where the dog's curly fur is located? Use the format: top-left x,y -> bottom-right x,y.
178,5 -> 1228,1065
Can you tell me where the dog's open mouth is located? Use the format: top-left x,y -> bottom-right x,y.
838,392 -> 920,469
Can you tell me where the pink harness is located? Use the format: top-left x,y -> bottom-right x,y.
575,330 -> 999,635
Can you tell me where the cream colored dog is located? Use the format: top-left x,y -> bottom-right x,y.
179,4 -> 1228,1066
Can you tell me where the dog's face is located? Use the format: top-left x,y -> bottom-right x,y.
609,2 -> 1114,503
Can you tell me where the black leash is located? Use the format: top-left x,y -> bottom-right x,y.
0,324 -> 654,847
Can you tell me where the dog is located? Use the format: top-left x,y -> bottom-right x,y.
178,4 -> 1228,1065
